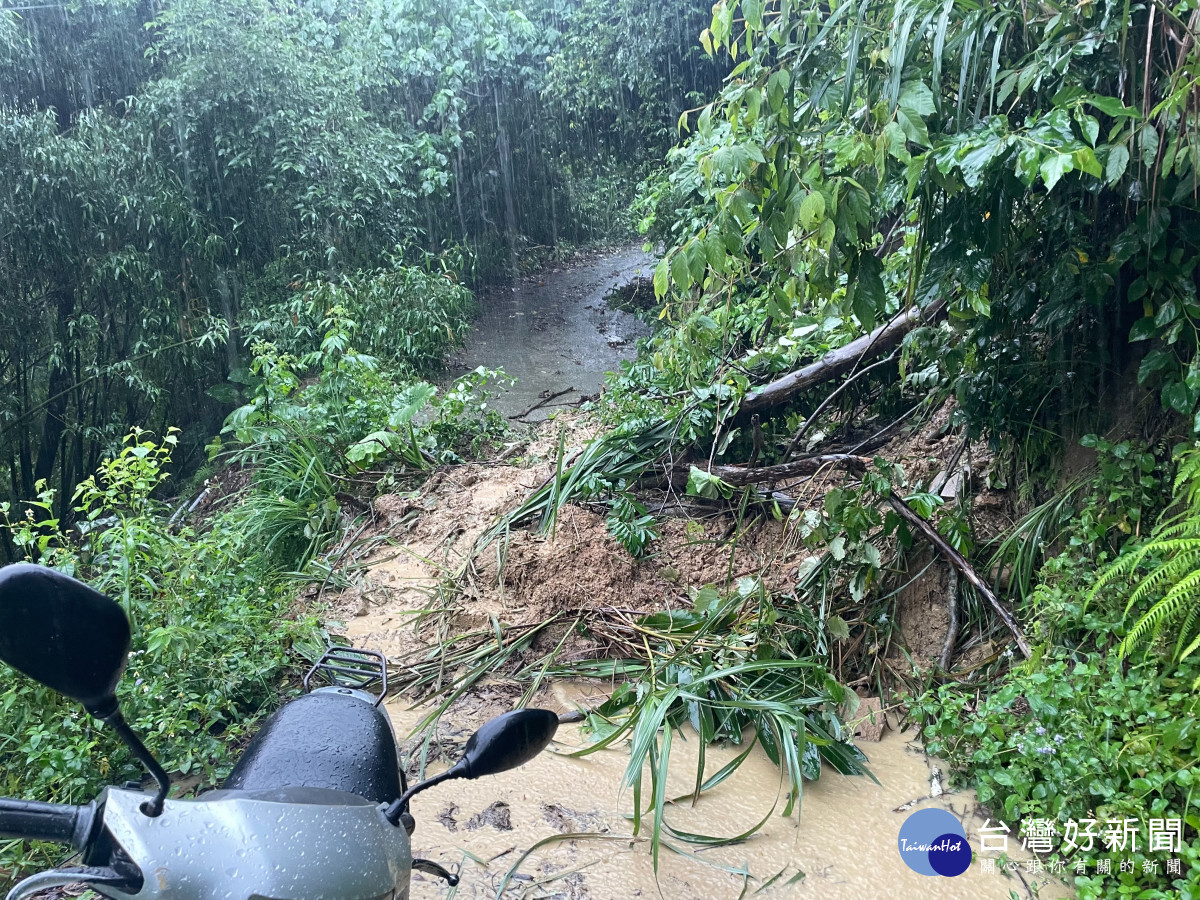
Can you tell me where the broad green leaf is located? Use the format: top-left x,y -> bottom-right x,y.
686,239 -> 707,283
1086,95 -> 1138,118
766,70 -> 791,113
797,191 -> 826,231
817,218 -> 836,250
898,80 -> 935,117
1015,143 -> 1041,186
1077,112 -> 1100,147
1105,144 -> 1130,184
895,107 -> 930,147
1139,348 -> 1173,383
1039,153 -> 1073,191
653,257 -> 670,298
883,121 -> 909,161
703,229 -> 726,272
388,382 -> 436,427
849,253 -> 884,330
1139,124 -> 1159,167
1128,316 -> 1156,342
742,0 -> 764,31
670,251 -> 693,294
1071,147 -> 1102,179
686,466 -> 733,500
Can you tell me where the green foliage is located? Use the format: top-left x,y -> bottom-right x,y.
224,296 -> 511,478
1077,434 -> 1167,540
604,494 -> 658,557
564,578 -> 867,870
0,431 -> 320,878
544,0 -> 723,152
237,438 -> 342,571
916,552 -> 1200,899
633,0 -> 1200,472
0,0 -> 706,519
989,435 -> 1171,603
1092,444 -> 1200,663
244,259 -> 475,374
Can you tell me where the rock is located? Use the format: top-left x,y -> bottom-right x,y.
854,695 -> 886,742
939,469 -> 964,499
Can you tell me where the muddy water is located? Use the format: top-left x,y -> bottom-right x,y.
446,248 -> 655,420
352,251 -> 1074,898
387,686 -> 1071,900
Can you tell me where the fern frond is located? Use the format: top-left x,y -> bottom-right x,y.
1175,603 -> 1200,660
1106,444 -> 1200,662
1124,545 -> 1200,611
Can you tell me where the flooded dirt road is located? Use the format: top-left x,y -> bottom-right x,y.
386,688 -> 1067,900
341,465 -> 1069,898
334,250 -> 1073,899
446,248 -> 654,420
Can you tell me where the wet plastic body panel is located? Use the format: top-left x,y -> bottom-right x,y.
96,788 -> 412,900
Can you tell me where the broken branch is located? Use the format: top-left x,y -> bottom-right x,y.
677,454 -> 871,487
887,491 -> 1031,658
509,387 -> 576,420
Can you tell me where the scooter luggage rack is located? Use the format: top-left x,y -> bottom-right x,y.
302,647 -> 388,706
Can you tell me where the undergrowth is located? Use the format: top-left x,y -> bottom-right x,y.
0,430 -> 323,876
0,255 -> 508,884
916,443 -> 1200,898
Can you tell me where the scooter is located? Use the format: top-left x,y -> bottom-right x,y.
0,562 -> 559,900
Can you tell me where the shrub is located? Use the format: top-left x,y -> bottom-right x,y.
0,430 -> 320,879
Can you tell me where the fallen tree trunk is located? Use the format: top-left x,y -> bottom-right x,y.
741,299 -> 946,414
887,491 -> 1031,659
674,454 -> 871,487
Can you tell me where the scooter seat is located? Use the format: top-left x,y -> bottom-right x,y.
221,689 -> 403,804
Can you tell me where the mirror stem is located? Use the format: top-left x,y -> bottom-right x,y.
383,760 -> 465,826
95,708 -> 171,818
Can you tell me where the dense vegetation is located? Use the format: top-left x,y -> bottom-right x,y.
484,0 -> 1200,895
0,0 -> 716,883
3,0 -> 1200,896
0,0 -> 722,525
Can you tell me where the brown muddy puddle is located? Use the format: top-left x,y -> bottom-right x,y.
386,685 -> 1072,900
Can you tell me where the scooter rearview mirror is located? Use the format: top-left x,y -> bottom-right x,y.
455,708 -> 560,780
0,563 -> 130,714
0,563 -> 172,817
384,708 -> 559,825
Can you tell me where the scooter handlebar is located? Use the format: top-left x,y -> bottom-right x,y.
0,798 -> 96,848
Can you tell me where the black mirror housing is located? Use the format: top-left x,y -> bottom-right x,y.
455,708 -> 559,780
384,707 -> 559,825
0,563 -> 131,713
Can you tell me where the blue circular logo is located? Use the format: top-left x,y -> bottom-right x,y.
897,808 -> 971,877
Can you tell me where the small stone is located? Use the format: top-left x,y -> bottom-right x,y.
854,695 -> 886,742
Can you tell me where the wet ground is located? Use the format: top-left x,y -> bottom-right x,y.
337,250 -> 1074,899
386,686 -> 1070,900
444,248 -> 655,420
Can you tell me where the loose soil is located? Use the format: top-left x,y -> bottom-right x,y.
322,251 -> 1064,898
323,411 -> 1065,899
